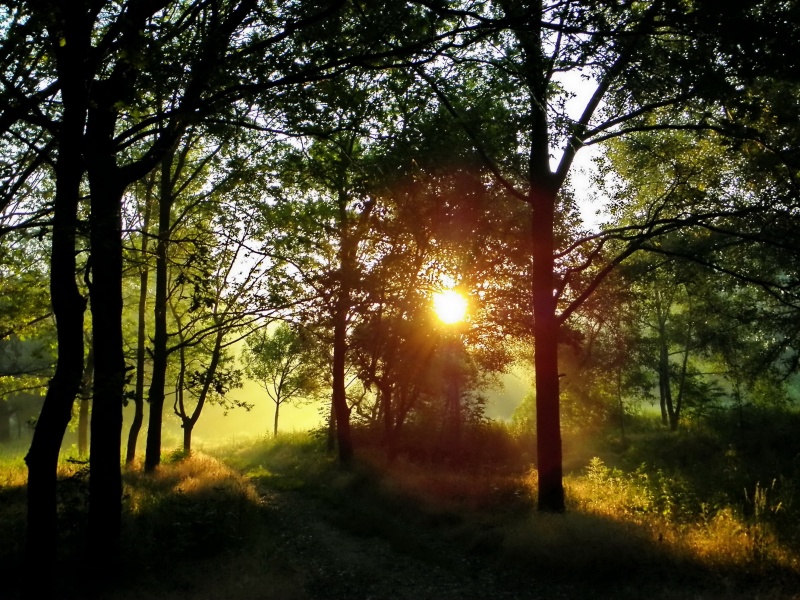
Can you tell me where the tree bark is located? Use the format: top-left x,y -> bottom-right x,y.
531,184 -> 565,513
180,325 -> 225,454
182,421 -> 193,455
655,297 -> 675,428
0,409 -> 10,443
145,151 -> 175,471
24,13 -> 88,591
86,158 -> 126,569
78,345 -> 95,457
672,292 -> 693,431
331,189 -> 354,464
332,295 -> 354,463
127,180 -> 154,464
23,135 -> 86,598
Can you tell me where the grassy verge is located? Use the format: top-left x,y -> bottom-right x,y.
0,440 -> 304,600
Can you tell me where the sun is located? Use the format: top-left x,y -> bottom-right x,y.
433,290 -> 467,324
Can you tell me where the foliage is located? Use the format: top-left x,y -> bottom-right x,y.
241,322 -> 326,435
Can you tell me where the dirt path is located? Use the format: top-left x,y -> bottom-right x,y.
255,486 -> 553,600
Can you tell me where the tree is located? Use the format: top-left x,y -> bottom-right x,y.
242,323 -> 324,438
413,0 -> 800,511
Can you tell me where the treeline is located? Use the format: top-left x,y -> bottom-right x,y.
1,0 -> 799,596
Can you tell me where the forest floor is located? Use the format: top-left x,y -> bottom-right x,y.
4,431 -> 800,600
110,433 -> 800,600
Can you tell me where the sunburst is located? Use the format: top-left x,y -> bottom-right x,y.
433,290 -> 467,324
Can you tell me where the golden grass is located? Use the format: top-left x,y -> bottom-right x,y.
357,450 -> 800,591
124,451 -> 260,512
562,458 -> 800,576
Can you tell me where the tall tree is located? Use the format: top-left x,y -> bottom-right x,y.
415,0 -> 800,511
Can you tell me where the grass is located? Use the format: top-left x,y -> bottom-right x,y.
212,430 -> 800,597
2,422 -> 800,599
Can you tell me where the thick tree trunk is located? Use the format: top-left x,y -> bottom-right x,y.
145,152 -> 174,471
127,183 -> 153,464
24,56 -> 87,595
531,185 -> 565,513
86,163 -> 126,569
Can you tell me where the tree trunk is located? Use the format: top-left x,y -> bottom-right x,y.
380,383 -> 394,452
331,188 -> 354,464
326,400 -> 336,453
145,151 -> 175,471
86,161 -> 126,569
332,298 -> 353,463
180,325 -> 225,454
78,346 -> 95,458
617,364 -> 626,445
657,313 -> 675,428
672,293 -> 693,431
24,45 -> 87,594
182,420 -> 193,455
0,409 -> 10,442
531,185 -> 565,513
127,181 -> 154,464
273,401 -> 280,438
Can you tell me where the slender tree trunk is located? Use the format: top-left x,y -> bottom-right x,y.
617,364 -> 626,445
174,342 -> 187,452
326,400 -> 336,453
145,151 -> 175,471
0,410 -> 10,442
332,297 -> 353,463
127,182 -> 154,464
672,293 -> 693,431
332,189 -> 354,464
180,325 -> 225,454
380,383 -> 393,447
78,346 -> 95,457
273,401 -> 280,438
657,316 -> 675,427
24,25 -> 88,590
507,0 -> 566,511
24,133 -> 86,598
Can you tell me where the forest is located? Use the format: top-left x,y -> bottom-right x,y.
1,0 -> 800,598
